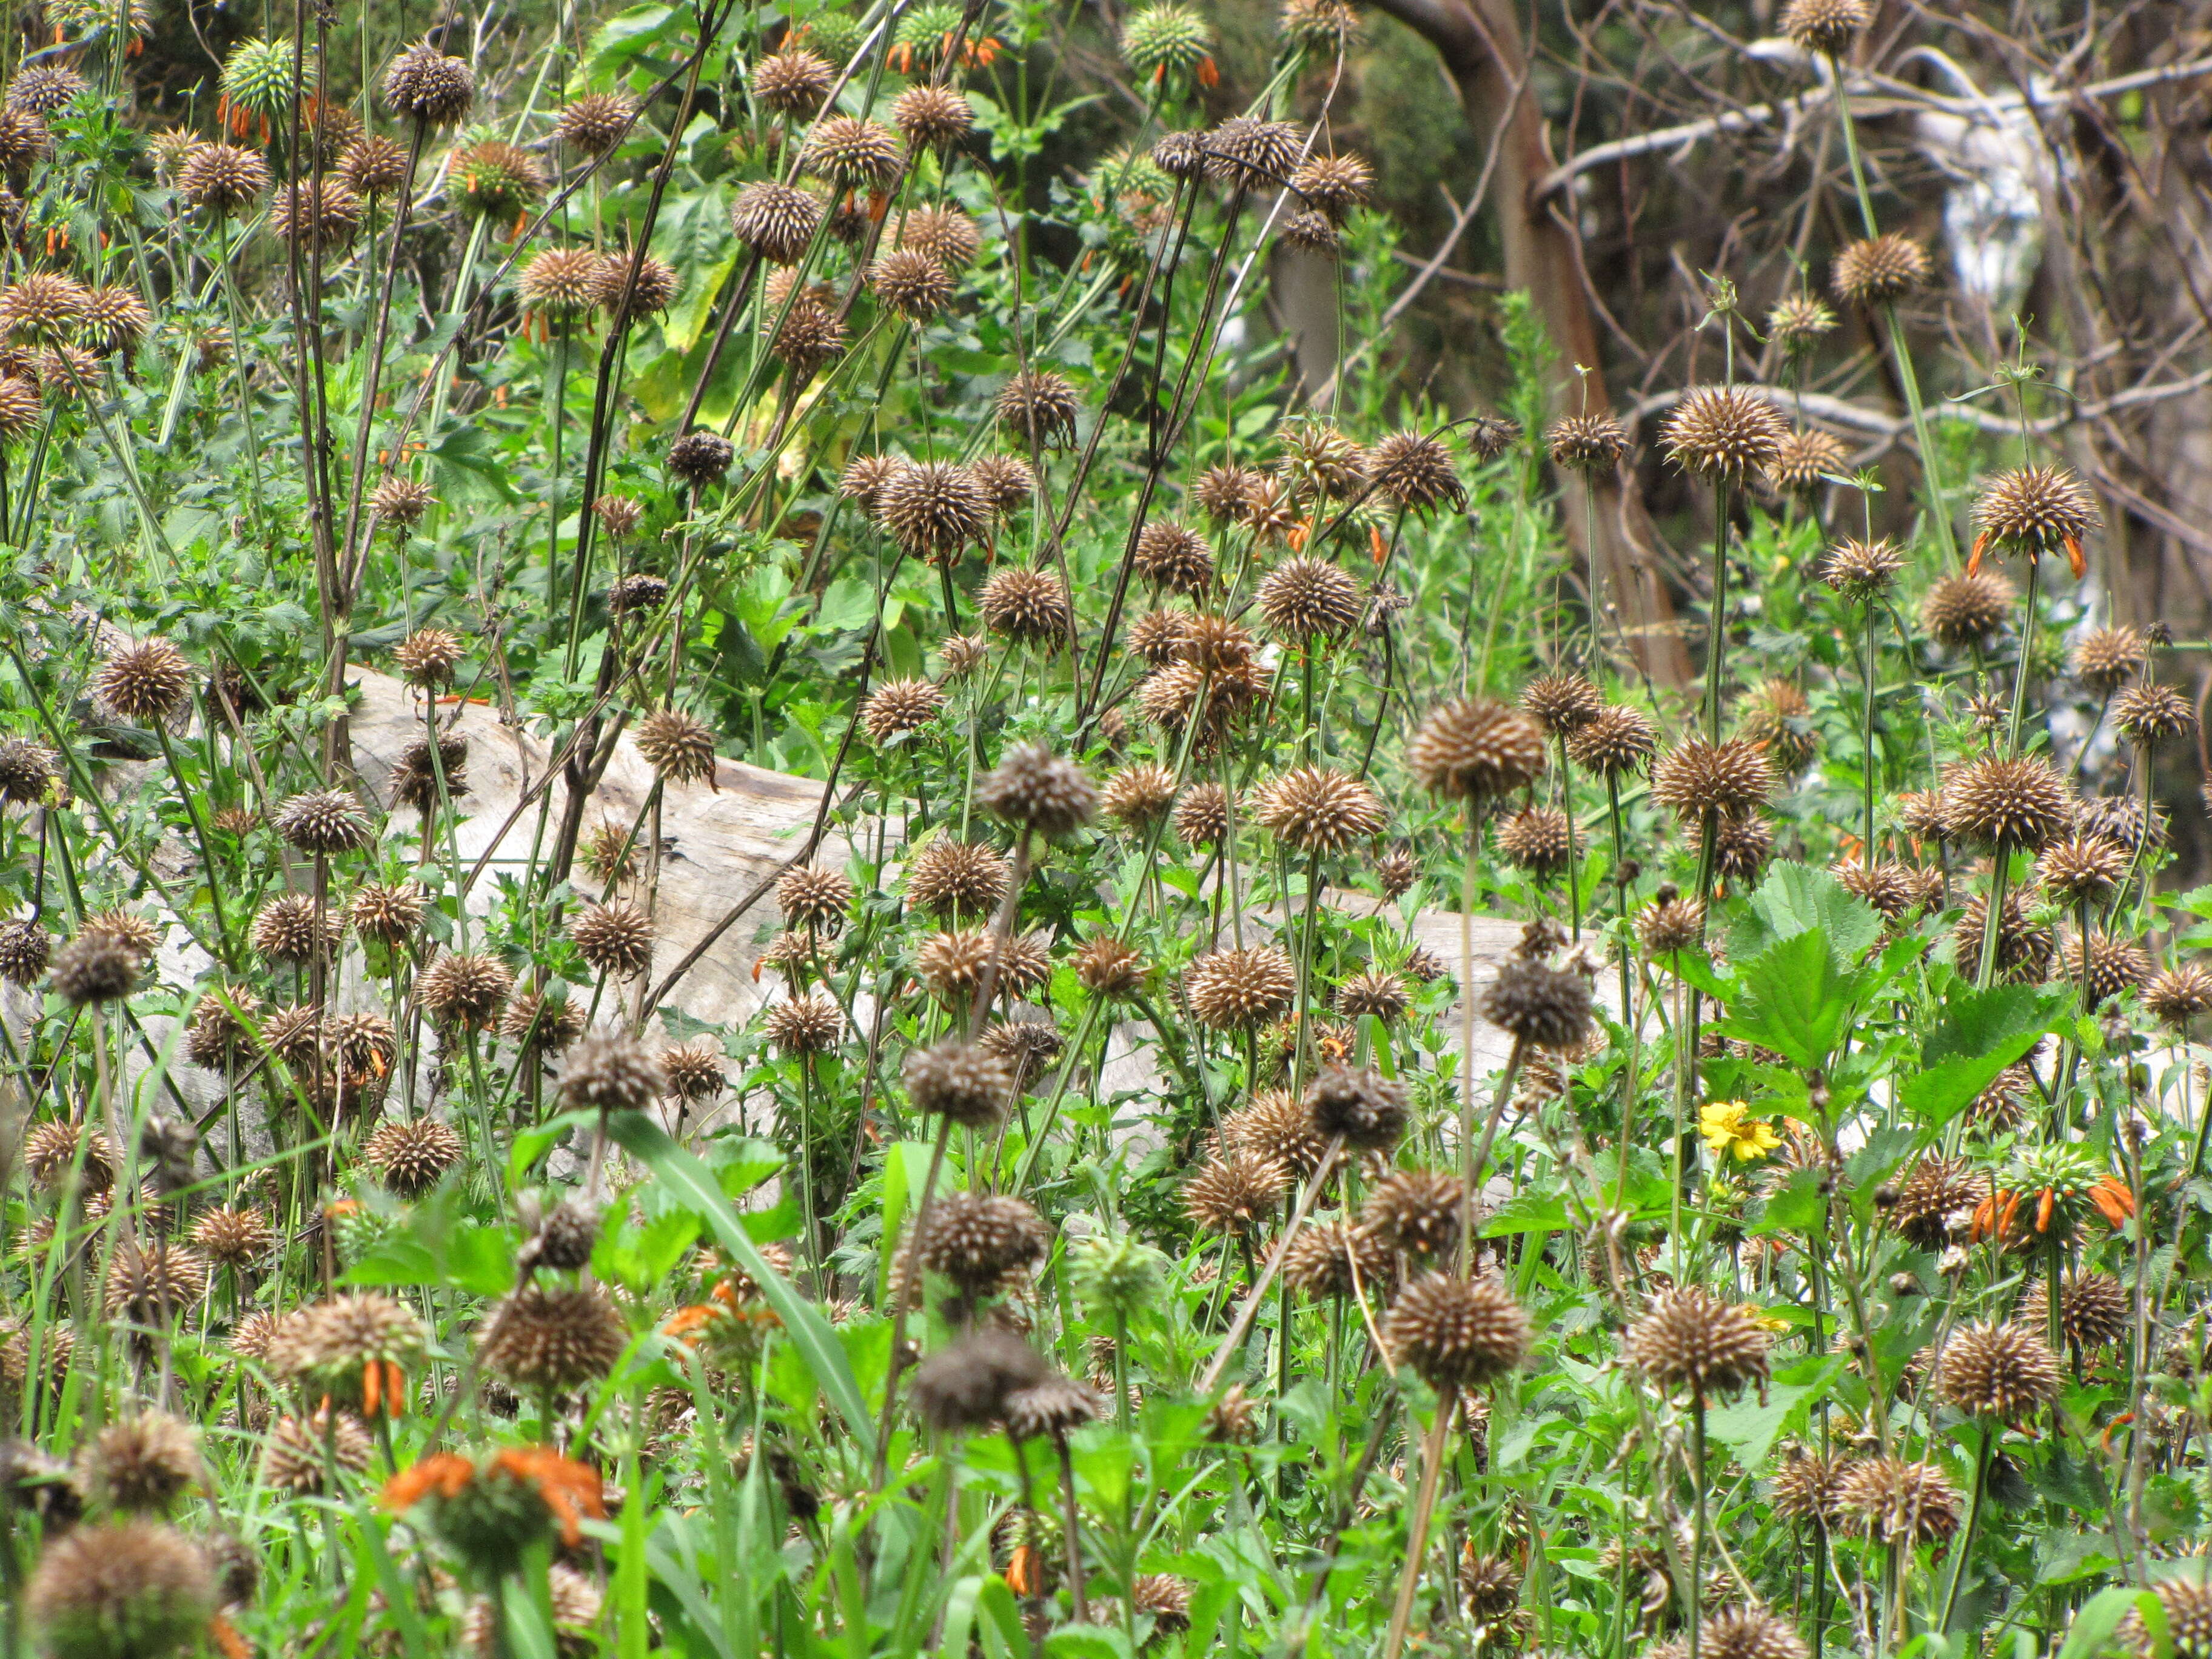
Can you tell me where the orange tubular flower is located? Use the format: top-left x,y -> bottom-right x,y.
493,1446 -> 606,1546
2089,1176 -> 2136,1227
382,1452 -> 476,1513
1196,55 -> 1219,87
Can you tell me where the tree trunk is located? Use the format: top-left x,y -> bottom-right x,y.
1365,0 -> 1692,689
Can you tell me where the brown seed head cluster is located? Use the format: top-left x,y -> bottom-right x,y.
1407,699 -> 1546,802
1383,1273 -> 1530,1390
1626,1285 -> 1771,1398
1661,385 -> 1789,481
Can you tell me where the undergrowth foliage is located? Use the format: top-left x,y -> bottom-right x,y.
0,0 -> 2210,1657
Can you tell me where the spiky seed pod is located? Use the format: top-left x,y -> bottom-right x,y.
979,569 -> 1073,648
666,430 -> 735,489
1408,698 -> 1547,801
1102,763 -> 1179,828
2073,625 -> 2147,696
911,1329 -> 1049,1433
1661,385 -> 1789,481
49,936 -> 139,1006
95,637 -> 193,725
1281,0 -> 1360,49
2077,793 -> 2161,853
876,461 -> 989,562
2060,929 -> 2153,1005
1172,614 -> 1257,672
263,1410 -> 371,1494
1951,890 -> 2056,982
416,952 -> 514,1031
656,1041 -> 725,1101
1561,705 -> 1654,780
347,882 -> 426,946
1305,1063 -> 1409,1150
270,176 -> 363,249
590,250 -> 679,324
1940,754 -> 2074,850
1362,1169 -> 1466,1256
768,299 -> 845,376
1837,1457 -> 1960,1544
360,478 -> 433,536
383,41 -> 474,125
634,709 -> 719,786
1736,679 -> 1818,774
1820,536 -> 1905,600
762,993 -> 842,1056
870,247 -> 954,320
1889,1156 -> 1990,1250
1367,431 -> 1464,514
1697,1609 -> 1810,1659
1150,129 -> 1207,180
1280,1219 -> 1395,1299
801,115 -> 903,189
1182,1153 -> 1286,1237
498,991 -> 584,1056
1171,782 -> 1230,846
1627,1285 -> 1771,1398
1288,153 -> 1372,224
774,865 -> 851,935
559,1030 -> 664,1113
1495,805 -> 1571,877
978,372 -> 1082,457
968,455 -> 1035,517
1918,571 -> 2015,649
2119,1576 -> 2212,1659
1335,969 -> 1409,1023
1519,672 -> 1603,737
0,736 -> 52,805
103,1241 -> 209,1323
1651,737 -> 1777,823
977,742 -> 1096,836
390,626 -> 464,688
893,83 -> 973,149
1073,937 -> 1145,999
1831,233 -> 1929,307
2145,962 -> 2212,1026
81,1411 -> 201,1514
275,788 -> 374,857
1278,210 -> 1339,254
1254,766 -> 1385,856
903,1041 -> 1013,1127
79,911 -> 156,960
1972,464 -> 2100,558
7,65 -> 85,116
1127,608 -> 1190,666
1186,947 -> 1296,1033
189,1206 -> 272,1269
1121,1 -> 1215,76
1124,1576 -> 1193,1634
477,1283 -> 629,1393
1241,478 -> 1304,545
390,733 -> 469,818
904,839 -> 1010,915
1714,815 -> 1775,885
1205,115 -> 1302,188
1828,858 -> 1919,921
553,89 -> 637,156
725,181 -> 820,266
568,900 -> 654,980
1480,956 -> 1593,1050
1004,1376 -> 1105,1443
27,1518 -> 214,1659
752,47 -> 835,116
1193,463 -> 1264,521
1771,1447 -> 1854,1527
23,1120 -> 116,1188
607,574 -> 669,616
337,133 -> 409,196
916,1191 -> 1051,1292
1372,849 -> 1422,901
1384,1273 -> 1530,1390
1547,413 -> 1628,473
1781,0 -> 1871,54
175,142 -> 271,215
2114,682 -> 2196,746
1768,427 -> 1848,495
0,916 -> 52,986
1937,1319 -> 2062,1418
0,375 -> 39,440
2038,836 -> 2127,906
75,286 -> 151,358
2021,1272 -> 2131,1351
1459,1553 -> 1521,1623
361,1118 -> 464,1197
1895,790 -> 1949,843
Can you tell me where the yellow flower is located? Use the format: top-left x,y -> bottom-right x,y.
1699,1099 -> 1781,1164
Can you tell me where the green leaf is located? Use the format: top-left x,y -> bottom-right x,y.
1734,860 -> 1885,964
1922,982 -> 2066,1068
1706,1356 -> 1843,1466
1749,1166 -> 1826,1236
606,1112 -> 876,1457
2055,1585 -> 2158,1659
1045,1627 -> 1135,1659
1481,1188 -> 1569,1236
1723,930 -> 1850,1070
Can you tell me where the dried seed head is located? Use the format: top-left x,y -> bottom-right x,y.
762,992 -> 842,1055
1495,805 -> 1572,876
634,708 -> 719,786
1937,1319 -> 2061,1419
1626,1285 -> 1771,1398
359,1114 -> 464,1193
338,133 -> 409,195
2144,961 -> 2212,1026
728,179 -> 823,266
1193,463 -> 1265,521
591,249 -> 679,324
904,837 -> 1010,915
0,916 -> 52,987
7,65 -> 86,116
0,275 -> 84,350
1480,955 -> 1593,1050
1290,152 -> 1372,220
1939,754 -> 2074,850
1700,1609 -> 1811,1659
382,40 -> 475,126
1102,762 -> 1179,828
977,741 -> 1096,836
1651,737 -> 1777,823
250,895 -> 342,967
1277,209 -> 1339,255
270,175 -> 364,249
570,899 -> 655,979
178,142 -> 270,214
877,460 -> 990,562
1257,555 -> 1364,641
2113,682 -> 2196,746
768,295 -> 845,376
1407,698 -> 1546,801
1372,848 -> 1421,899
1279,0 -> 1361,51
2120,1576 -> 2212,1659
392,627 -> 465,687
979,568 -> 1073,648
1951,890 -> 2056,982
1770,1447 -> 1854,1528
1304,1062 -> 1409,1150
1362,1168 -> 1466,1256
95,637 -> 193,725
1186,946 -> 1296,1032
102,1241 -> 209,1324
1150,129 -> 1207,181
2037,836 -> 2128,907
993,368 -> 1080,451
1781,0 -> 1871,55
1073,936 -> 1146,998
1972,464 -> 2100,556
275,788 -> 374,857
1206,116 -> 1302,188
2060,928 -> 2153,1005
1566,704 -> 1657,776
1133,520 -> 1214,595
1768,427 -> 1849,495
1253,765 -> 1385,856
870,247 -> 954,320
1831,233 -> 1929,306
1821,537 -> 1905,599
667,429 -> 735,489
560,1030 -> 665,1113
802,115 -> 903,189
1384,1273 -> 1530,1390
1837,1457 -> 1960,1544
1366,430 -> 1464,513
0,737 -> 52,807
1280,1219 -> 1395,1299
1004,1376 -> 1105,1442
893,83 -> 974,149
263,1409 -> 372,1494
903,1040 -> 1013,1127
2020,1271 -> 2131,1351
478,1284 -> 629,1393
776,865 -> 851,934
1172,781 -> 1230,845
1737,678 -> 1817,774
1661,384 -> 1789,481
347,881 -> 426,945
917,1191 -> 1051,1292
28,1520 -> 214,1659
49,935 -> 139,1007
1547,413 -> 1627,473
554,90 -> 637,156
416,952 -> 514,1030
370,476 -> 435,529
1888,1156 -> 1990,1250
970,455 -> 1035,515
1334,969 -> 1409,1023
1519,672 -> 1603,737
1182,1153 -> 1286,1237
608,573 -> 668,615
753,47 -> 836,116
911,1329 -> 1048,1432
81,1411 -> 201,1513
